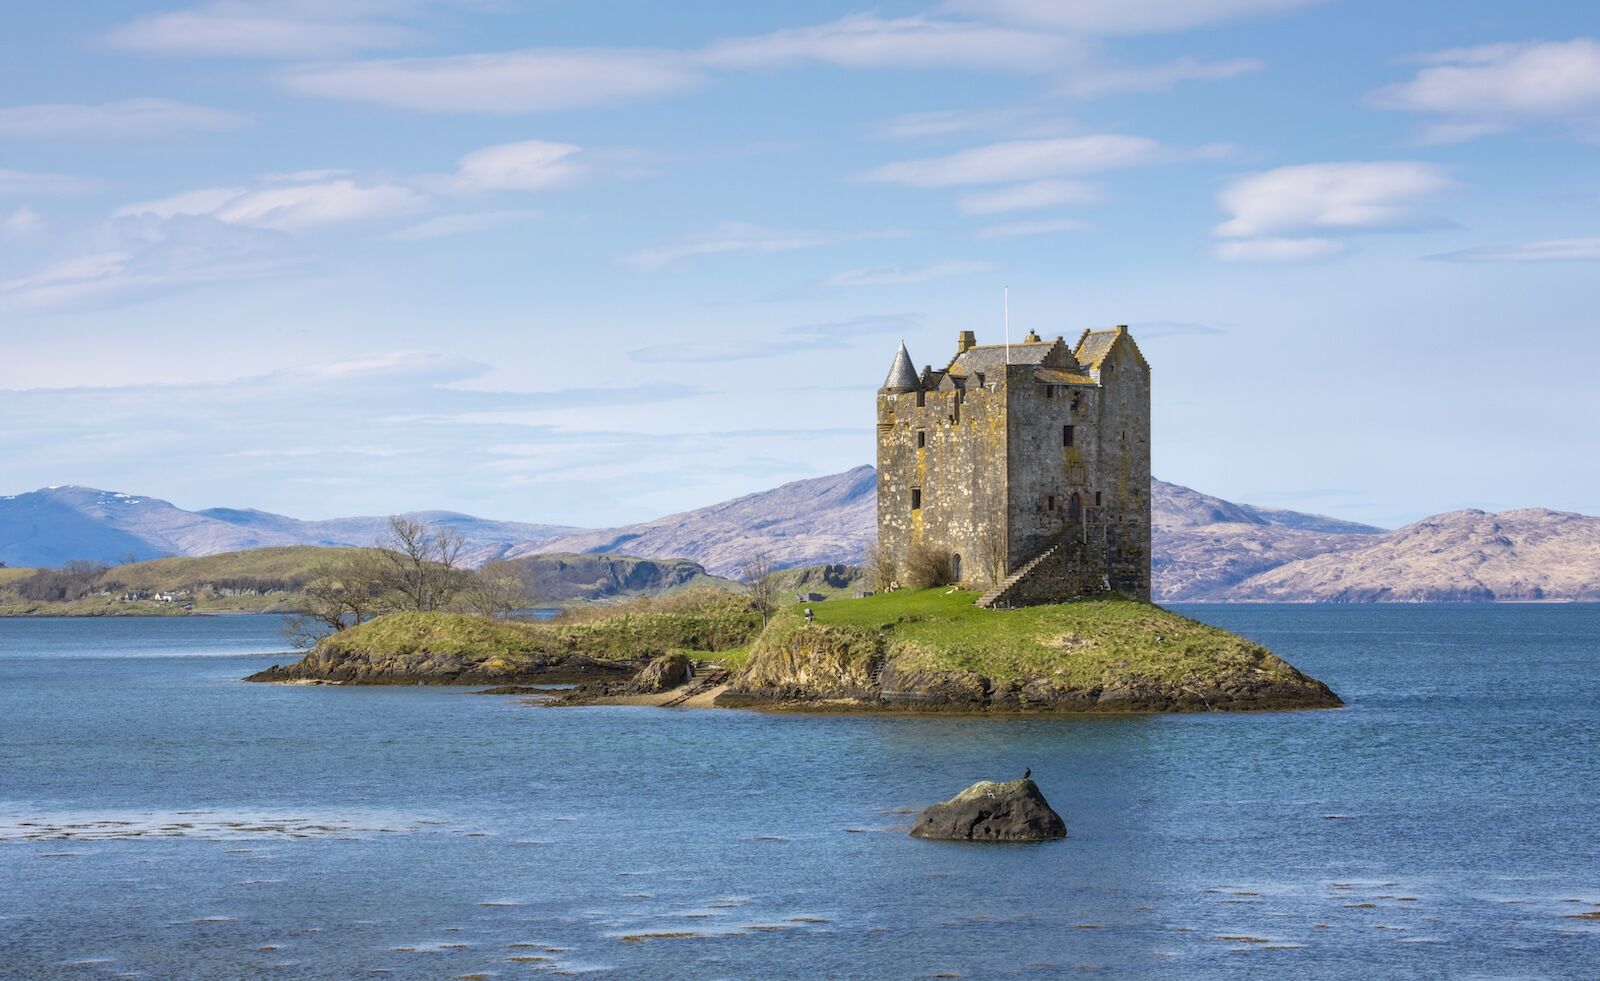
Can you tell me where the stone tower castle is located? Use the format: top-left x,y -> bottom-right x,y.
875,326 -> 1151,606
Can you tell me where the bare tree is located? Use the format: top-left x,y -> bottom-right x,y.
865,541 -> 897,593
739,551 -> 778,626
283,549 -> 389,647
460,559 -> 529,620
979,533 -> 1008,587
378,516 -> 470,612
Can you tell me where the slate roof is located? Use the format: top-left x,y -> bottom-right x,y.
881,341 -> 920,391
1034,368 -> 1097,386
948,339 -> 1078,378
1073,326 -> 1149,372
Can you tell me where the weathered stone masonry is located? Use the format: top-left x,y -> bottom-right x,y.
875,326 -> 1151,605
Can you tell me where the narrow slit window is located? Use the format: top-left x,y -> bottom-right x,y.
916,430 -> 926,448
1063,424 -> 1075,447
1045,384 -> 1054,399
1095,491 -> 1103,507
911,488 -> 922,510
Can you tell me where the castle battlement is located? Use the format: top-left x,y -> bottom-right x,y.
875,326 -> 1151,605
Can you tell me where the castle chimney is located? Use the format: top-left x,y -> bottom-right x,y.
1024,330 -> 1042,343
957,330 -> 976,353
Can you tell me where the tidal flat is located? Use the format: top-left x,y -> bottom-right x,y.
2,606 -> 1598,978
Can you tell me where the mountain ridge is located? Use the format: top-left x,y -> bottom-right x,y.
4,471 -> 1597,603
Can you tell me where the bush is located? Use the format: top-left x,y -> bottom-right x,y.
903,542 -> 954,589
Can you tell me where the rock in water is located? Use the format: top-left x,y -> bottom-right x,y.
626,653 -> 693,694
909,779 -> 1066,842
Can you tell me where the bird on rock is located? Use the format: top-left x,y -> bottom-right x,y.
1023,768 -> 1031,780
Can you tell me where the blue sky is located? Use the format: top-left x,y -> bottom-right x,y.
1,0 -> 1596,528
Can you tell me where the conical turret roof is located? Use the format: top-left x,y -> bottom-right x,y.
881,341 -> 920,392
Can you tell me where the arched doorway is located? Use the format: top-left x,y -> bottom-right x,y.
950,553 -> 962,583
1068,492 -> 1081,522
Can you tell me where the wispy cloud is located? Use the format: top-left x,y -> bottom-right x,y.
976,218 -> 1086,240
700,13 -> 1083,73
944,0 -> 1325,35
824,259 -> 995,287
0,168 -> 103,196
1212,161 -> 1454,261
862,135 -> 1166,187
629,314 -> 918,363
958,179 -> 1101,214
0,215 -> 303,314
1372,39 -> 1600,143
1429,237 -> 1600,262
105,0 -> 441,58
622,222 -> 902,271
282,48 -> 702,113
2,206 -> 44,239
117,176 -> 427,232
1055,56 -> 1262,98
0,99 -> 247,139
388,209 -> 542,242
449,140 -> 587,191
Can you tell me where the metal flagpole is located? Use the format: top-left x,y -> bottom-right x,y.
1004,285 -> 1010,365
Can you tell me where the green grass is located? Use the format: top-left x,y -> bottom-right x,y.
101,546 -> 354,592
783,588 -> 1300,687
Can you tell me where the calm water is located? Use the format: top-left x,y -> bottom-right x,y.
2,606 -> 1598,979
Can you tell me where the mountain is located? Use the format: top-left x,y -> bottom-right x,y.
1151,480 -> 1386,601
522,466 -> 877,577
6,471 -> 1598,603
503,553 -> 730,603
0,486 -> 578,570
1224,508 -> 1600,602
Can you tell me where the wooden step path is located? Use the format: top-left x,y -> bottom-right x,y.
660,669 -> 728,707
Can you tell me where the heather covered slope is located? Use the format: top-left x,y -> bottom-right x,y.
1228,508 -> 1600,602
1151,479 -> 1386,601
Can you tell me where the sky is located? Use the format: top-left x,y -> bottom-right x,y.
1,0 -> 1597,530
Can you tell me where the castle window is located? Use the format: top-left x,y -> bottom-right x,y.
1069,492 -> 1081,521
1045,384 -> 1054,399
915,391 -> 925,407
1070,392 -> 1082,414
1095,491 -> 1103,507
1063,425 -> 1075,447
1046,495 -> 1057,511
911,488 -> 922,510
916,429 -> 926,448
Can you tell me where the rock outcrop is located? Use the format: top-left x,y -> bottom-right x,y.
625,653 -> 693,693
910,779 -> 1066,842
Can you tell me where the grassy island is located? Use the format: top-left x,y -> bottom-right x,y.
249,586 -> 1340,713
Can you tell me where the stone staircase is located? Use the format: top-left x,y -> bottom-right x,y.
660,668 -> 728,707
975,542 -> 1064,609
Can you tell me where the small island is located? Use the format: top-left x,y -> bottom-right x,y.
246,588 -> 1339,713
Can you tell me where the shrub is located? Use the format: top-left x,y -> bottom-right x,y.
903,542 -> 955,589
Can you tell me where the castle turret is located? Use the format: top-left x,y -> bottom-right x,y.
881,341 -> 920,393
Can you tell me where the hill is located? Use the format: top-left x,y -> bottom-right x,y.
1226,508 -> 1600,602
1151,479 -> 1386,601
522,466 -> 877,576
0,486 -> 577,569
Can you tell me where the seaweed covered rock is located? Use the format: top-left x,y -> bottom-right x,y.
910,779 -> 1066,842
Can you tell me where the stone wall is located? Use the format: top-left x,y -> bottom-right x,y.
1090,335 -> 1152,600
1004,364 -> 1102,570
876,382 -> 1008,588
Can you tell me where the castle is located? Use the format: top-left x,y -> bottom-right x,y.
875,326 -> 1151,607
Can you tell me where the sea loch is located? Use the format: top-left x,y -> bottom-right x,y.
3,606 -> 1598,978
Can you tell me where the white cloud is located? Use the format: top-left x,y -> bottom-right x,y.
1214,161 -> 1452,239
875,106 -> 1052,140
1431,237 -> 1600,262
824,259 -> 995,287
623,222 -> 901,271
945,0 -> 1324,35
0,168 -> 103,196
958,179 -> 1101,214
1211,237 -> 1344,262
105,1 -> 430,58
118,178 -> 426,232
282,49 -> 702,113
1056,56 -> 1262,98
452,140 -> 586,191
976,218 -> 1086,240
2,206 -> 44,238
389,210 -> 542,241
701,13 -> 1082,73
0,99 -> 247,139
1372,39 -> 1600,142
863,135 -> 1164,187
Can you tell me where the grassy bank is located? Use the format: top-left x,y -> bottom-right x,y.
764,588 -> 1307,689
